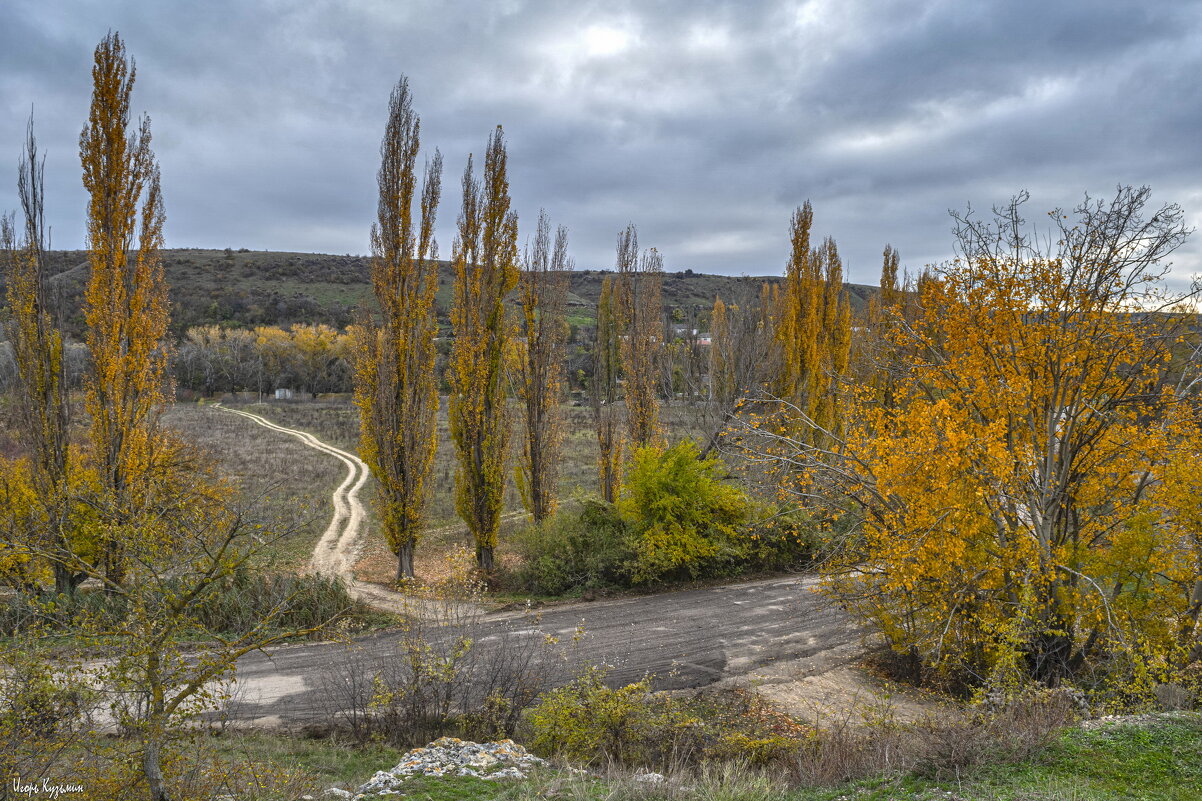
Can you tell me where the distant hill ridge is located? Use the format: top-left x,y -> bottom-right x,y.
19,248 -> 879,336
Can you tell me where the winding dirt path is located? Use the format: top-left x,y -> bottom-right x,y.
213,404 -> 403,610
213,403 -> 522,615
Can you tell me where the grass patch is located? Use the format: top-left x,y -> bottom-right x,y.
203,731 -> 405,790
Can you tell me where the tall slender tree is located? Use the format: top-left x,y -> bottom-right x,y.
448,126 -> 519,572
614,224 -> 663,447
776,203 -> 850,446
79,31 -> 169,591
515,210 -> 570,523
2,117 -> 80,594
777,202 -> 818,403
812,236 -> 852,443
351,77 -> 443,581
591,276 -> 623,502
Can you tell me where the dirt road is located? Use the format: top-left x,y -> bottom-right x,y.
225,574 -> 866,728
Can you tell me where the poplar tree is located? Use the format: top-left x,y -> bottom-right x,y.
591,276 -> 623,502
352,77 -> 443,581
448,127 -> 518,572
860,244 -> 907,408
812,236 -> 852,442
79,31 -> 169,591
614,224 -> 663,447
516,210 -> 570,522
1,118 -> 79,594
777,203 -> 850,446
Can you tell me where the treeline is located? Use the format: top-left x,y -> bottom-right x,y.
173,323 -> 353,398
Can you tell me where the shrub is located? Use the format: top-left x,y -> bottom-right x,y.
733,505 -> 822,572
527,667 -> 699,767
619,440 -> 750,583
792,689 -> 1077,787
511,499 -> 632,595
192,568 -> 361,636
0,570 -> 363,639
1,645 -> 95,791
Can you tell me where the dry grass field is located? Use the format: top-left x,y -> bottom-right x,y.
161,402 -> 346,568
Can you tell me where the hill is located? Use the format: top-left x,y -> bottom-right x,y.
25,248 -> 879,336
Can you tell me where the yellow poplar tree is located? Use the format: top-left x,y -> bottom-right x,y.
79,31 -> 169,591
448,126 -> 519,572
709,296 -> 734,407
352,76 -> 443,581
516,210 -> 570,522
775,203 -> 850,450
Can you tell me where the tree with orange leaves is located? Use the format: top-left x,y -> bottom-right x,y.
448,127 -> 519,572
79,31 -> 170,591
756,188 -> 1201,688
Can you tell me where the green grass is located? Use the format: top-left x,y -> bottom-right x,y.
203,732 -> 405,790
950,714 -> 1202,801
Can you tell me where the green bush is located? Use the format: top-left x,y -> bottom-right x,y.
0,569 -> 363,639
511,500 -> 632,595
193,568 -> 360,636
733,505 -> 822,572
527,667 -> 699,767
528,674 -> 812,770
619,440 -> 751,583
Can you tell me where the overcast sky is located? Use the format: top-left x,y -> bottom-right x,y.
2,0 -> 1201,287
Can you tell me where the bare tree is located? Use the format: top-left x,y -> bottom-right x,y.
516,210 -> 571,522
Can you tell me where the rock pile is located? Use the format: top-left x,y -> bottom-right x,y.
334,737 -> 547,798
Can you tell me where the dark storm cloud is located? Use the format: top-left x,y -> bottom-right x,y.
2,0 -> 1200,287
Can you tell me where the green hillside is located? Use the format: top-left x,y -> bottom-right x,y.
25,248 -> 879,336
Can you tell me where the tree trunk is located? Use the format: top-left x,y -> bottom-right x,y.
143,735 -> 171,801
396,540 -> 415,582
477,544 -> 494,573
53,563 -> 73,596
104,540 -> 125,596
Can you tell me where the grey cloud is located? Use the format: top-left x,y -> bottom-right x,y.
1,0 -> 1199,286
